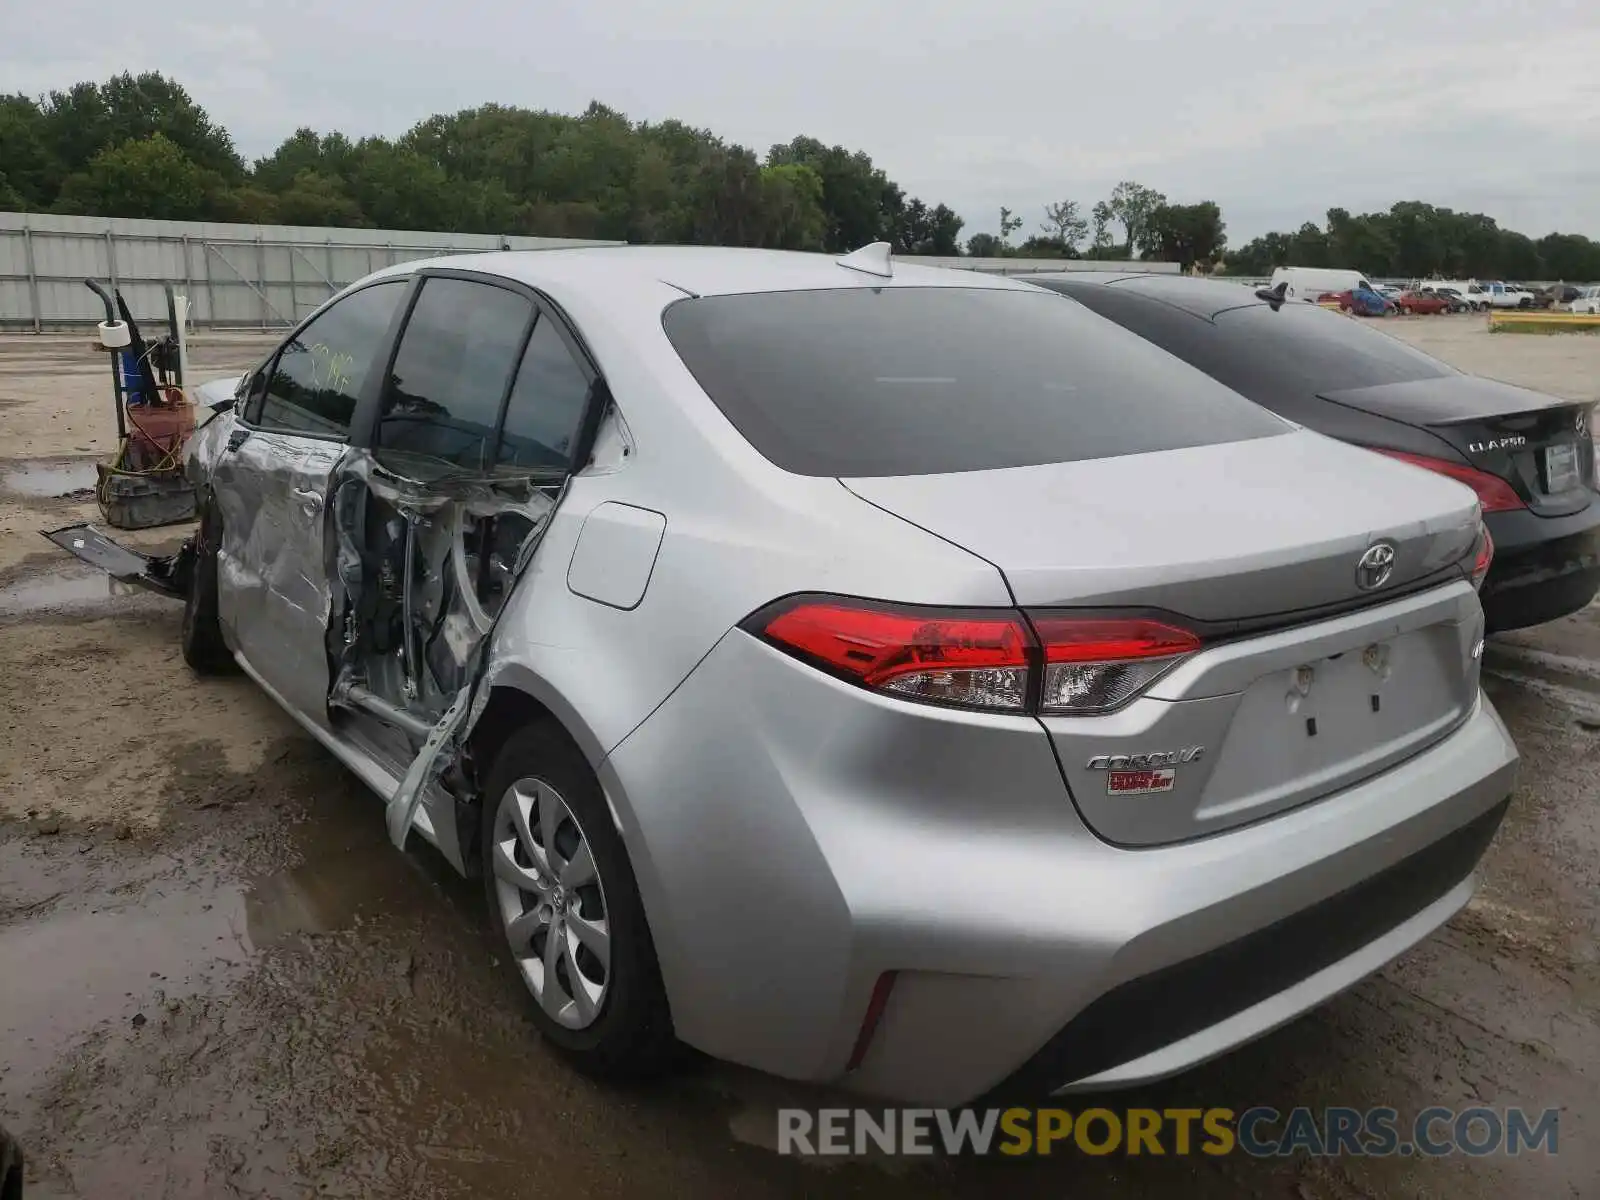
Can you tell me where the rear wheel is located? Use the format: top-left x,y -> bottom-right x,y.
181,500 -> 234,674
479,720 -> 679,1077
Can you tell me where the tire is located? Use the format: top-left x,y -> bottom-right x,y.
479,720 -> 679,1078
181,499 -> 235,674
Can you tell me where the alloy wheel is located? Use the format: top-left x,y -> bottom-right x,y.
491,777 -> 611,1029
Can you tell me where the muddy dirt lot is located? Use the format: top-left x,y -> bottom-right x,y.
2,322 -> 1598,1198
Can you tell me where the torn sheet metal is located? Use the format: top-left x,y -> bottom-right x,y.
385,686 -> 471,851
324,448 -> 567,851
42,523 -> 189,598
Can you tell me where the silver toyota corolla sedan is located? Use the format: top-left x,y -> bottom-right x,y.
74,244 -> 1518,1105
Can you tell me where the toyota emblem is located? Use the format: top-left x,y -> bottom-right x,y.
1356,542 -> 1397,591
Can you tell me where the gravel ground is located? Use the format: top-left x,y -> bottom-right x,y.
0,317 -> 1597,1198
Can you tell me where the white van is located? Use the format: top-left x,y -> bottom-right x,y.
1419,279 -> 1492,311
1268,267 -> 1375,302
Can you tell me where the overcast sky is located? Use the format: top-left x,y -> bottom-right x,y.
7,0 -> 1599,242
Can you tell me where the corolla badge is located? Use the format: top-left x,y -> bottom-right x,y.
1356,542 -> 1397,591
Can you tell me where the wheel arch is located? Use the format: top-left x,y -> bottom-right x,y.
458,665 -> 614,875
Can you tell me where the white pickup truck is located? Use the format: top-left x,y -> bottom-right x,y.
1480,281 -> 1536,309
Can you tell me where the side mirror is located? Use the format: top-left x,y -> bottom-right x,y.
195,374 -> 246,412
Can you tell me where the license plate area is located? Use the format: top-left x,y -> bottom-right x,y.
1544,441 -> 1579,492
1195,625 -> 1471,822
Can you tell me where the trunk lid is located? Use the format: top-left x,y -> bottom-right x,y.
841,429 -> 1480,618
843,429 -> 1486,846
1322,377 -> 1597,517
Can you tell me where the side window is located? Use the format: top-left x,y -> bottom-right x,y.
497,313 -> 595,471
377,278 -> 533,472
254,281 -> 405,437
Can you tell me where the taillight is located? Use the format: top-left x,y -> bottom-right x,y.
758,599 -> 1032,710
1030,616 -> 1202,715
1371,448 -> 1524,512
1471,521 -> 1494,591
747,597 -> 1201,715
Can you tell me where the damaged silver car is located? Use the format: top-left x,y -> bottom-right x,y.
54,246 -> 1518,1106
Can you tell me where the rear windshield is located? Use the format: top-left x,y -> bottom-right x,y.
660,287 -> 1286,477
1206,302 -> 1455,396
1066,281 -> 1456,404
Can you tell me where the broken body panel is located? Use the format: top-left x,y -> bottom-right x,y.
53,390 -> 581,874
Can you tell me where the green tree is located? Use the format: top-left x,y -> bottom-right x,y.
1090,200 -> 1114,251
965,232 -> 1004,257
1041,199 -> 1089,254
273,170 -> 369,227
759,162 -> 826,250
1139,201 -> 1226,272
253,129 -> 359,193
42,72 -> 241,181
767,136 -> 900,251
1106,181 -> 1167,258
999,206 -> 1023,247
0,94 -> 55,207
54,134 -> 222,220
1538,233 -> 1600,281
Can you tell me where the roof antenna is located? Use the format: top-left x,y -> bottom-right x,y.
1254,280 -> 1289,310
837,241 -> 894,279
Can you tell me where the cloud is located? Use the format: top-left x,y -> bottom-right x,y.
3,0 -> 1597,240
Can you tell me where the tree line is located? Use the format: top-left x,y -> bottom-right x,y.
1223,204 -> 1600,282
0,72 -> 966,254
2,72 -> 1595,278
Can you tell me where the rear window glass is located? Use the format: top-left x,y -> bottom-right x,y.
1204,302 -> 1455,395
660,287 -> 1286,477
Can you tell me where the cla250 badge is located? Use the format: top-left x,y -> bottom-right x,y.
1468,436 -> 1526,453
1087,747 -> 1205,796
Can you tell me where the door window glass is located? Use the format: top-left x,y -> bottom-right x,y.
497,315 -> 594,471
377,278 -> 533,474
253,281 -> 404,437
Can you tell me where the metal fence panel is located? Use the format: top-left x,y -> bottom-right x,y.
1,211 -> 1178,331
0,211 -> 622,331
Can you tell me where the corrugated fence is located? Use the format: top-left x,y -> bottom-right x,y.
0,211 -> 1174,331
0,212 -> 620,331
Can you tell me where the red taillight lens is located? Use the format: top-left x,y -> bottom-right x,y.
1371,448 -> 1525,513
1030,616 -> 1201,714
751,598 -> 1202,715
1471,522 -> 1494,591
759,599 -> 1033,710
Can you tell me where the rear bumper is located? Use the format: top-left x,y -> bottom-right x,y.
993,795 -> 1507,1098
1482,500 -> 1600,631
603,629 -> 1519,1105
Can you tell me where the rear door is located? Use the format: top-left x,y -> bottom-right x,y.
214,279 -> 408,726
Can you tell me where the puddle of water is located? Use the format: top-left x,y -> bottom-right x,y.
0,863 -> 252,1106
0,568 -> 129,617
1,458 -> 100,498
0,814 -> 396,1112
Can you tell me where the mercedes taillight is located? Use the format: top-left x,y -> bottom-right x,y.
1372,448 -> 1524,513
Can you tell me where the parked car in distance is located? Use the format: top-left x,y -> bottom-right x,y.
1270,266 -> 1379,303
1394,290 -> 1452,315
1569,285 -> 1600,314
1481,281 -> 1536,309
1023,271 -> 1600,633
1329,284 -> 1394,316
1421,286 -> 1473,313
62,246 -> 1518,1107
1420,279 -> 1493,311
